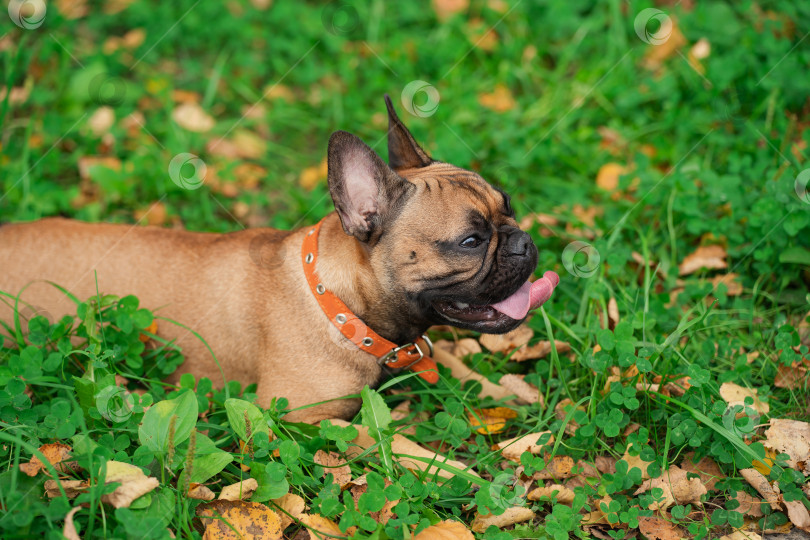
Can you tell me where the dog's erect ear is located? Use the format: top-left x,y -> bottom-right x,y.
327,130 -> 412,243
384,94 -> 432,170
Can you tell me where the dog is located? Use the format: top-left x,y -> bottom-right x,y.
0,96 -> 558,423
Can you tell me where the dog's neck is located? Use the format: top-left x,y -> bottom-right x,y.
312,213 -> 429,345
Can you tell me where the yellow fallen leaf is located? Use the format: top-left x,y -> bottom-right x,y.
532,455 -> 576,480
466,18 -> 498,51
432,0 -> 468,21
271,492 -> 306,530
478,84 -> 516,113
764,419 -> 810,475
414,519 -> 473,540
299,159 -> 329,190
596,163 -> 627,191
102,460 -> 160,508
643,16 -> 687,70
218,478 -> 258,501
493,431 -> 553,462
172,102 -> 215,133
678,244 -> 727,275
198,500 -> 282,540
20,443 -> 77,477
622,445 -> 654,479
471,507 -> 534,533
479,325 -> 532,353
527,484 -> 574,504
468,407 -> 517,435
300,514 -> 346,540
719,382 -> 769,415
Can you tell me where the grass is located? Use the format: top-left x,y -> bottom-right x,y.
1,0 -> 810,539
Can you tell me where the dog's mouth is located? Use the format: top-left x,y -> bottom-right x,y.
431,271 -> 560,331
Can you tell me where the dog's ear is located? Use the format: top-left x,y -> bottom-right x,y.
327,130 -> 412,243
384,94 -> 432,170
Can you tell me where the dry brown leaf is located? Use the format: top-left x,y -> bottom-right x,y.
230,130 -> 267,160
0,85 -> 30,105
493,431 -> 553,462
77,156 -> 122,182
189,483 -> 216,501
717,532 -> 763,540
634,466 -> 706,510
511,340 -> 571,361
622,446 -> 654,479
271,492 -> 306,530
533,455 -> 576,480
711,273 -> 743,296
453,338 -> 482,357
527,484 -> 575,504
678,245 -> 727,275
763,419 -> 810,475
101,461 -> 160,508
263,84 -> 295,102
595,456 -> 617,475
172,102 -> 215,133
171,89 -> 201,104
20,443 -> 77,477
784,499 -> 810,531
774,361 -> 809,389
44,479 -> 87,498
431,347 -> 514,402
134,201 -> 168,227
740,468 -> 780,510
607,297 -> 619,329
498,374 -> 542,405
687,38 -> 711,75
730,490 -> 765,517
470,507 -> 535,533
466,18 -> 498,51
63,507 -> 82,540
719,382 -> 769,415
299,159 -> 329,191
643,16 -> 687,70
56,0 -> 87,19
432,0 -> 468,21
414,519 -> 473,540
596,163 -> 627,191
346,476 -> 398,526
313,450 -> 352,487
198,500 -> 282,540
468,407 -> 518,435
87,106 -> 115,137
637,516 -> 686,540
330,419 -> 478,479
679,453 -> 724,491
478,84 -> 516,113
218,478 -> 258,501
479,325 -> 533,353
300,514 -> 346,539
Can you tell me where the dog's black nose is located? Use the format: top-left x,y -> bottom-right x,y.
505,230 -> 531,256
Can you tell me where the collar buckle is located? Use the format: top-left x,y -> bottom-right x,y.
378,334 -> 434,369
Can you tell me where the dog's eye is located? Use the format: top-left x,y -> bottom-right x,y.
460,235 -> 482,248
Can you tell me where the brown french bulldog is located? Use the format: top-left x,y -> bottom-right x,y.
0,96 -> 558,422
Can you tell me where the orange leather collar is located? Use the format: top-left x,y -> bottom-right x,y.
301,217 -> 439,384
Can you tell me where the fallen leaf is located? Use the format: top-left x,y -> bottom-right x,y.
678,245 -> 727,275
313,450 -> 352,487
719,382 -> 769,415
752,447 -> 778,476
271,492 -> 306,530
121,28 -> 146,49
528,483 -> 575,504
197,500 -> 282,539
478,84 -> 516,113
298,159 -> 329,190
596,163 -> 627,191
607,297 -> 619,329
87,106 -> 115,137
414,519 -> 473,540
470,507 -> 535,533
729,490 -> 765,517
711,273 -> 743,296
466,18 -> 498,51
595,456 -> 617,475
717,532 -> 763,540
346,476 -> 398,526
493,431 -> 553,462
740,468 -> 780,510
511,340 -> 571,361
134,201 -> 168,227
679,453 -> 724,491
634,466 -> 707,510
172,102 -> 215,133
263,84 -> 296,102
299,514 -> 346,540
172,89 -> 201,104
637,515 -> 687,540
431,347 -> 514,403
785,499 -> 810,531
774,361 -> 809,389
643,16 -> 687,70
0,85 -> 30,105
63,507 -> 82,540
19,443 -> 77,477
498,374 -> 543,405
468,407 -> 518,435
218,478 -> 259,501
453,338 -> 482,357
45,479 -> 87,498
763,419 -> 810,474
622,446 -> 654,479
189,483 -> 216,501
687,38 -> 711,75
101,460 -> 160,508
432,0 -> 468,22
533,455 -> 576,480
479,325 -> 533,353
56,0 -> 87,19
77,156 -> 122,182
231,130 -> 267,160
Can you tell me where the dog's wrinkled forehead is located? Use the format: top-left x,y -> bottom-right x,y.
396,162 -> 513,223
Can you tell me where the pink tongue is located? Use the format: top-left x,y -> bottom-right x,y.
490,271 -> 560,320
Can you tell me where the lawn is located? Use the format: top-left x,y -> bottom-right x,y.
1,0 -> 810,539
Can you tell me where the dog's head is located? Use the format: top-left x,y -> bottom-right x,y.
327,96 -> 547,336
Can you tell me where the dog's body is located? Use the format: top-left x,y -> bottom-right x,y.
0,97 -> 553,423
